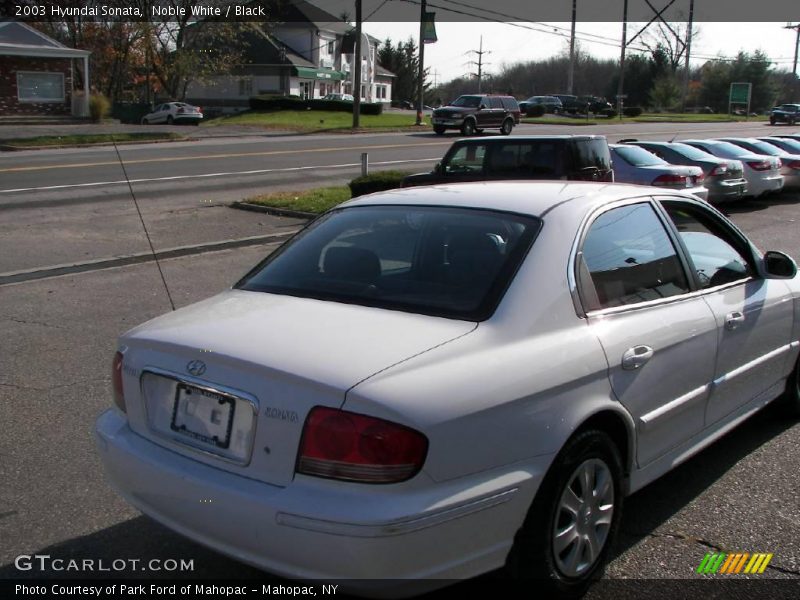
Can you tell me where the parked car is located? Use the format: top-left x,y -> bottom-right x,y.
609,144 -> 708,200
769,103 -> 800,126
758,136 -> 800,155
141,102 -> 203,125
96,181 -> 800,597
717,137 -> 800,189
771,133 -> 800,143
549,94 -> 611,115
620,140 -> 748,202
431,94 -> 520,135
402,135 -> 613,187
518,95 -> 563,115
681,139 -> 784,197
322,93 -> 354,102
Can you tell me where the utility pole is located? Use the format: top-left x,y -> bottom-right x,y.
469,36 -> 490,93
353,0 -> 362,128
567,0 -> 577,94
416,0 -> 426,126
786,23 -> 800,78
681,0 -> 694,111
616,0 -> 628,117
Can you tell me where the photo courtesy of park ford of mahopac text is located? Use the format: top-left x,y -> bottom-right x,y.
2,0 -> 800,599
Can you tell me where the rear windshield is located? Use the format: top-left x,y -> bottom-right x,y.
451,96 -> 482,108
613,145 -> 666,167
236,206 -> 541,321
703,141 -> 753,157
671,143 -> 717,160
746,140 -> 782,156
762,137 -> 800,153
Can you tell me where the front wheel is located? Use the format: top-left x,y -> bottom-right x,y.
461,119 -> 476,136
433,125 -> 446,135
769,117 -> 776,125
504,430 -> 623,596
166,115 -> 174,125
790,117 -> 796,126
501,118 -> 514,136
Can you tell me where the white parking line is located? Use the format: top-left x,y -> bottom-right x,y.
0,158 -> 439,194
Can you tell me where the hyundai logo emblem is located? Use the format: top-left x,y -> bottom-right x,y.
186,360 -> 207,376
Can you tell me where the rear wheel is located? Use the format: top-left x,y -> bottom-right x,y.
504,430 -> 623,597
166,115 -> 174,125
790,117 -> 796,126
461,119 -> 476,136
433,125 -> 446,135
501,118 -> 514,136
769,116 -> 776,125
141,118 -> 149,125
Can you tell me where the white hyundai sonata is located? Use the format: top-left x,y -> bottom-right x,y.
96,182 -> 800,596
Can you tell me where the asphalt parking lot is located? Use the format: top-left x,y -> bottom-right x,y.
1,129 -> 799,597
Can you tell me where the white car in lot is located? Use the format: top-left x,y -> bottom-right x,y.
681,139 -> 784,197
141,102 -> 203,125
717,137 -> 800,189
96,182 -> 800,596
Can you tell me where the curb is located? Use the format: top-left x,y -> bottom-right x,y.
232,201 -> 318,219
0,136 -> 195,152
0,230 -> 299,286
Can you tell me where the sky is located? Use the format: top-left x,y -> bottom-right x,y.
360,21 -> 800,84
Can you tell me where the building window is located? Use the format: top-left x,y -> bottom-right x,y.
376,85 -> 387,99
238,78 -> 253,96
327,40 -> 335,54
17,71 -> 64,102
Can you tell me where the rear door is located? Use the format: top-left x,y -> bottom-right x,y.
658,199 -> 795,424
485,97 -> 505,127
439,142 -> 488,183
578,200 -> 718,466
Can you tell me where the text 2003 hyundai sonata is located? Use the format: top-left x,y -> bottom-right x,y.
96,182 -> 800,596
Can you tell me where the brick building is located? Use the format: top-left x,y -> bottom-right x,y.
0,21 -> 90,117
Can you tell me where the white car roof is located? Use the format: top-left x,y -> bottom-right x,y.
340,181 -> 688,219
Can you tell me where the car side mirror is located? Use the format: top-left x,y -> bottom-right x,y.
479,104 -> 487,110
434,162 -> 442,174
763,250 -> 797,279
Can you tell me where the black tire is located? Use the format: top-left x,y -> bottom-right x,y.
461,119 -> 476,136
769,117 -> 776,125
504,430 -> 623,597
433,125 -> 446,135
501,118 -> 514,136
166,115 -> 174,125
779,356 -> 800,417
141,118 -> 149,125
475,128 -> 484,134
790,118 -> 796,126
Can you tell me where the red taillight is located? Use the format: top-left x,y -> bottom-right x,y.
747,160 -> 771,171
695,171 -> 705,183
788,160 -> 800,170
709,165 -> 728,176
297,406 -> 428,483
112,351 -> 126,412
652,173 -> 688,186
177,108 -> 185,114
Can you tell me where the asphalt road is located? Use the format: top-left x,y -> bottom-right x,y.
1,122 -> 799,597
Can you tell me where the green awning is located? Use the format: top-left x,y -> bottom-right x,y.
294,67 -> 346,81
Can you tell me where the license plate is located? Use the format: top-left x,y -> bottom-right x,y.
171,384 -> 235,449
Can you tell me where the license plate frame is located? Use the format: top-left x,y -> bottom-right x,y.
170,383 -> 236,449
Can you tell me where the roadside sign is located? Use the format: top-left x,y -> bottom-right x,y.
729,82 -> 752,119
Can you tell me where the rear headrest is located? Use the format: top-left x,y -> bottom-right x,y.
323,246 -> 380,283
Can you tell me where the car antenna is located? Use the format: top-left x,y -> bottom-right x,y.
110,134 -> 176,311
669,132 -> 679,142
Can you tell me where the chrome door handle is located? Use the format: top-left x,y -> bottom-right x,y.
725,311 -> 745,330
621,345 -> 654,370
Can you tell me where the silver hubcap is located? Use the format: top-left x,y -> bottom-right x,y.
552,458 -> 614,578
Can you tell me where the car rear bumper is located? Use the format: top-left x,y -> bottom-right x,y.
707,178 -> 748,202
747,173 -> 784,197
95,409 -> 549,588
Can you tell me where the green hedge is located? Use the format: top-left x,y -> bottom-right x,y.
623,106 -> 643,117
600,108 -> 618,119
249,95 -> 384,115
348,171 -> 411,197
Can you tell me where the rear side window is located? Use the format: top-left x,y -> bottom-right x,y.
580,203 -> 689,310
487,142 -> 561,176
488,97 -> 503,109
572,139 -> 612,176
501,97 -> 519,111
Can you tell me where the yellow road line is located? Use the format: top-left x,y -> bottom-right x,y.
0,141 -> 451,173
